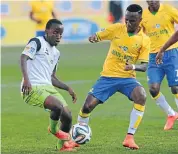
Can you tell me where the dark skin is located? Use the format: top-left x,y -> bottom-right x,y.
147,1 -> 160,13
82,11 -> 147,119
145,1 -> 178,97
21,23 -> 77,132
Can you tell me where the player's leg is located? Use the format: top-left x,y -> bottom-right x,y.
22,86 -> 75,151
171,86 -> 178,109
118,79 -> 146,150
163,48 -> 178,130
148,53 -> 176,125
77,76 -> 118,125
78,94 -> 101,124
48,88 -> 78,151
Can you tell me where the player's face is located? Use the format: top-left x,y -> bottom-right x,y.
147,1 -> 160,11
125,11 -> 142,33
46,23 -> 64,46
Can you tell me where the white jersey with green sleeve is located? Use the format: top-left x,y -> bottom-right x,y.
21,36 -> 60,86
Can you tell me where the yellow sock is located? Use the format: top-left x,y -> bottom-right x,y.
77,109 -> 90,124
128,104 -> 145,134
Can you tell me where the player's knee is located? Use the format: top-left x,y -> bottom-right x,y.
53,106 -> 63,115
149,85 -> 160,97
171,86 -> 178,94
82,95 -> 98,113
136,90 -> 147,105
82,103 -> 94,114
61,110 -> 72,124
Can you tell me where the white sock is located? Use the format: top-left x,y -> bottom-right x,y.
128,108 -> 144,135
77,110 -> 90,124
174,95 -> 178,109
154,93 -> 175,116
77,115 -> 89,124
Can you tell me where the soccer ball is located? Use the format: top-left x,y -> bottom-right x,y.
70,123 -> 92,144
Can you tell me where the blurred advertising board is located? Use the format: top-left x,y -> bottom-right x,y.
1,1 -> 178,46
1,1 -> 109,46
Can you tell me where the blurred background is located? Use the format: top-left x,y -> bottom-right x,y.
1,0 -> 178,46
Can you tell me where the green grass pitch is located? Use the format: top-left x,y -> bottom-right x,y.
1,43 -> 178,154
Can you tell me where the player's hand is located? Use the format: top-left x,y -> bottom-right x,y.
22,79 -> 32,96
156,50 -> 164,65
68,87 -> 77,104
124,64 -> 134,71
36,19 -> 42,24
124,59 -> 134,71
88,35 -> 98,43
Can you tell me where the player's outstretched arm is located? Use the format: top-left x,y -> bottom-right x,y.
124,61 -> 148,72
20,54 -> 32,96
51,68 -> 77,103
156,30 -> 178,64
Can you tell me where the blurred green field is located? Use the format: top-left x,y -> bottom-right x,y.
1,43 -> 178,154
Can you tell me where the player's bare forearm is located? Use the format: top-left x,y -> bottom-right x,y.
52,11 -> 57,19
20,54 -> 30,80
29,11 -> 41,23
161,30 -> 178,52
125,61 -> 148,72
135,62 -> 148,72
51,75 -> 69,91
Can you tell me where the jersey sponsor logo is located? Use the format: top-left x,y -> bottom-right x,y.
62,18 -> 99,41
147,29 -> 168,37
155,24 -> 160,28
119,45 -> 128,52
25,46 -> 35,54
112,50 -> 134,62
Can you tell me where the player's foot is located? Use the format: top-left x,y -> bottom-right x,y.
68,140 -> 80,148
60,146 -> 77,152
56,140 -> 77,152
164,112 -> 178,130
122,134 -> 139,150
48,126 -> 70,140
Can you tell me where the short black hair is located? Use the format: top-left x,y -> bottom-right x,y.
126,4 -> 143,15
46,19 -> 63,29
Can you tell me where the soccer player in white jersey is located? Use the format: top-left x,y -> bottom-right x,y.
20,19 -> 79,152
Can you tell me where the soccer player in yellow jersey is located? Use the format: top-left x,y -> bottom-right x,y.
141,1 -> 178,131
29,1 -> 56,37
77,4 -> 150,150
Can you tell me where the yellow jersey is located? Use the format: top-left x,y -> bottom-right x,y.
29,1 -> 54,31
96,23 -> 150,78
141,4 -> 178,53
